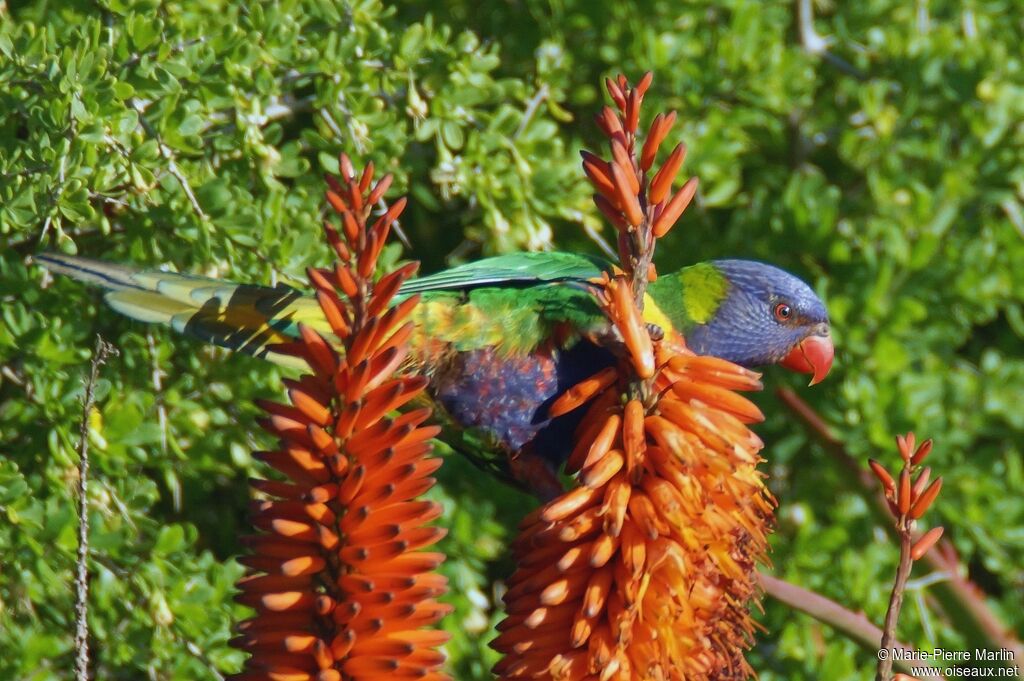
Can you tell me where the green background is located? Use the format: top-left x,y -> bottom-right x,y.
2,1 -> 1022,679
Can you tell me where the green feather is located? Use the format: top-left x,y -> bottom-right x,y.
397,251 -> 607,294
647,262 -> 729,333
37,251 -> 611,365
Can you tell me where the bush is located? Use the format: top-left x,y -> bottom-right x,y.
1,1 -> 1021,679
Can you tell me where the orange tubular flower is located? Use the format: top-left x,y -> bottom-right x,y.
493,74 -> 774,680
494,282 -> 772,681
232,155 -> 451,681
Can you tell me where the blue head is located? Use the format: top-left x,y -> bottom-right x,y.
683,259 -> 833,383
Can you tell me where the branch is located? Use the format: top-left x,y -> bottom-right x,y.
513,84 -> 549,140
131,100 -> 208,221
760,572 -> 945,679
795,0 -> 866,80
74,335 -> 118,681
777,387 -> 1024,675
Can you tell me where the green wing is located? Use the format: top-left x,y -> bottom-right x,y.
397,252 -> 608,295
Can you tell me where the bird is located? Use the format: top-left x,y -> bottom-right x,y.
37,251 -> 832,492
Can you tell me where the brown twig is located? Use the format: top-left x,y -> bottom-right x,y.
74,335 -> 118,681
131,100 -> 208,221
513,84 -> 549,140
778,387 -> 1024,676
877,527 -> 915,680
759,572 -> 945,679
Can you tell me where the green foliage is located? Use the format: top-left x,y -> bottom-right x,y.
2,0 -> 1022,679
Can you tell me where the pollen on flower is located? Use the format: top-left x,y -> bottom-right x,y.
231,155 -> 451,681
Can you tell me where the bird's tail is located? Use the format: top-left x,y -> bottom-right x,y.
36,253 -> 332,368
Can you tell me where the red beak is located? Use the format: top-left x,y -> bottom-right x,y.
780,333 -> 834,386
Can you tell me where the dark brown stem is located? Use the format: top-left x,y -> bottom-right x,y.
777,387 -> 1024,675
759,572 -> 945,679
74,335 -> 117,681
877,520 -> 915,681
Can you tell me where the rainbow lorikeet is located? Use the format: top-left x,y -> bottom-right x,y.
37,252 -> 832,491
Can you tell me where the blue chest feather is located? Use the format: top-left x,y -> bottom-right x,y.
430,341 -> 614,463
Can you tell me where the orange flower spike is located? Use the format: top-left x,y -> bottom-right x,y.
635,71 -> 653,97
622,399 -> 646,478
651,176 -> 698,238
597,107 -> 624,141
589,531 -> 619,569
601,472 -> 631,537
370,196 -> 408,246
581,567 -> 614,620
897,468 -> 912,515
581,449 -> 625,489
358,162 -> 374,195
869,459 -> 896,497
666,354 -> 763,392
610,279 -> 655,378
911,438 -> 934,466
609,139 -> 639,193
640,111 -> 677,172
624,89 -> 640,134
911,527 -> 945,561
325,190 -> 349,216
497,73 -> 775,681
287,387 -> 332,428
322,222 -> 351,263
619,522 -> 646,579
910,467 -> 932,499
338,153 -> 355,182
334,262 -> 359,298
610,162 -> 644,227
315,288 -> 352,335
550,367 -> 619,418
909,477 -> 943,519
239,159 -> 449,681
580,412 -> 622,470
542,483 -> 605,524
604,77 -> 627,111
297,324 -> 338,377
367,173 -> 393,206
896,432 -> 916,463
580,150 -> 617,199
649,143 -> 687,206
593,195 -> 629,230
670,379 -> 764,424
341,209 -> 361,243
365,263 -> 418,319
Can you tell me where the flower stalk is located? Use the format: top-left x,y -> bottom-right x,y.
871,433 -> 944,681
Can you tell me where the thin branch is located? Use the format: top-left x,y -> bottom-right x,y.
760,572 -> 945,679
131,100 -> 208,220
796,0 -> 866,80
1,164 -> 49,181
74,335 -> 118,681
582,218 -> 618,260
39,126 -> 73,246
777,387 -> 1024,673
877,524 -> 915,680
121,37 -> 206,69
146,331 -> 169,455
513,84 -> 550,141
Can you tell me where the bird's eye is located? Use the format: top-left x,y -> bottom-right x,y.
774,303 -> 793,321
